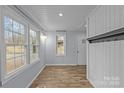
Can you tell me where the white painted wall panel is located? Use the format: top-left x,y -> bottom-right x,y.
88,5 -> 124,87
109,41 -> 115,87
105,6 -> 110,33
120,6 -> 124,28
99,42 -> 104,87
120,40 -> 124,87
114,6 -> 120,30
103,42 -> 110,87
88,44 -> 92,79
114,41 -> 120,88
88,6 -> 124,38
88,41 -> 122,87
89,15 -> 95,37
0,6 -> 2,85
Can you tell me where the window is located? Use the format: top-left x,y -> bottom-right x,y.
30,29 -> 40,63
56,31 -> 66,56
4,16 -> 26,74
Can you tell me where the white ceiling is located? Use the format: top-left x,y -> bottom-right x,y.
20,5 -> 96,32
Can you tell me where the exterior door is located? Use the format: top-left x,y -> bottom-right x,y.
77,36 -> 86,65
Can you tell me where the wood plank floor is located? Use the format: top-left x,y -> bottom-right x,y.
30,65 -> 93,88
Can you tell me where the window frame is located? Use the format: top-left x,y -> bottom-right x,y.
29,27 -> 40,64
1,7 -> 29,81
5,16 -> 27,74
56,31 -> 66,56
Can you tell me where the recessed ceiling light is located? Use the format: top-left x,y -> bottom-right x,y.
58,13 -> 63,16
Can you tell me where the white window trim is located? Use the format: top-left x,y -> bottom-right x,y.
0,6 -> 42,85
29,27 -> 40,64
1,6 -> 29,82
56,31 -> 66,56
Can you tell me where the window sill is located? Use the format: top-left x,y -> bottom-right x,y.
30,59 -> 40,66
2,64 -> 28,85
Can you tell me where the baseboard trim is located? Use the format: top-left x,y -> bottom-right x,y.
88,78 -> 96,88
46,64 -> 79,66
26,64 -> 46,88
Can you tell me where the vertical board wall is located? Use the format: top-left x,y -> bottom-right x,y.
87,5 -> 124,87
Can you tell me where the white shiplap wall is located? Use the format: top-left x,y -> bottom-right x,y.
88,6 -> 124,37
87,5 -> 124,88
